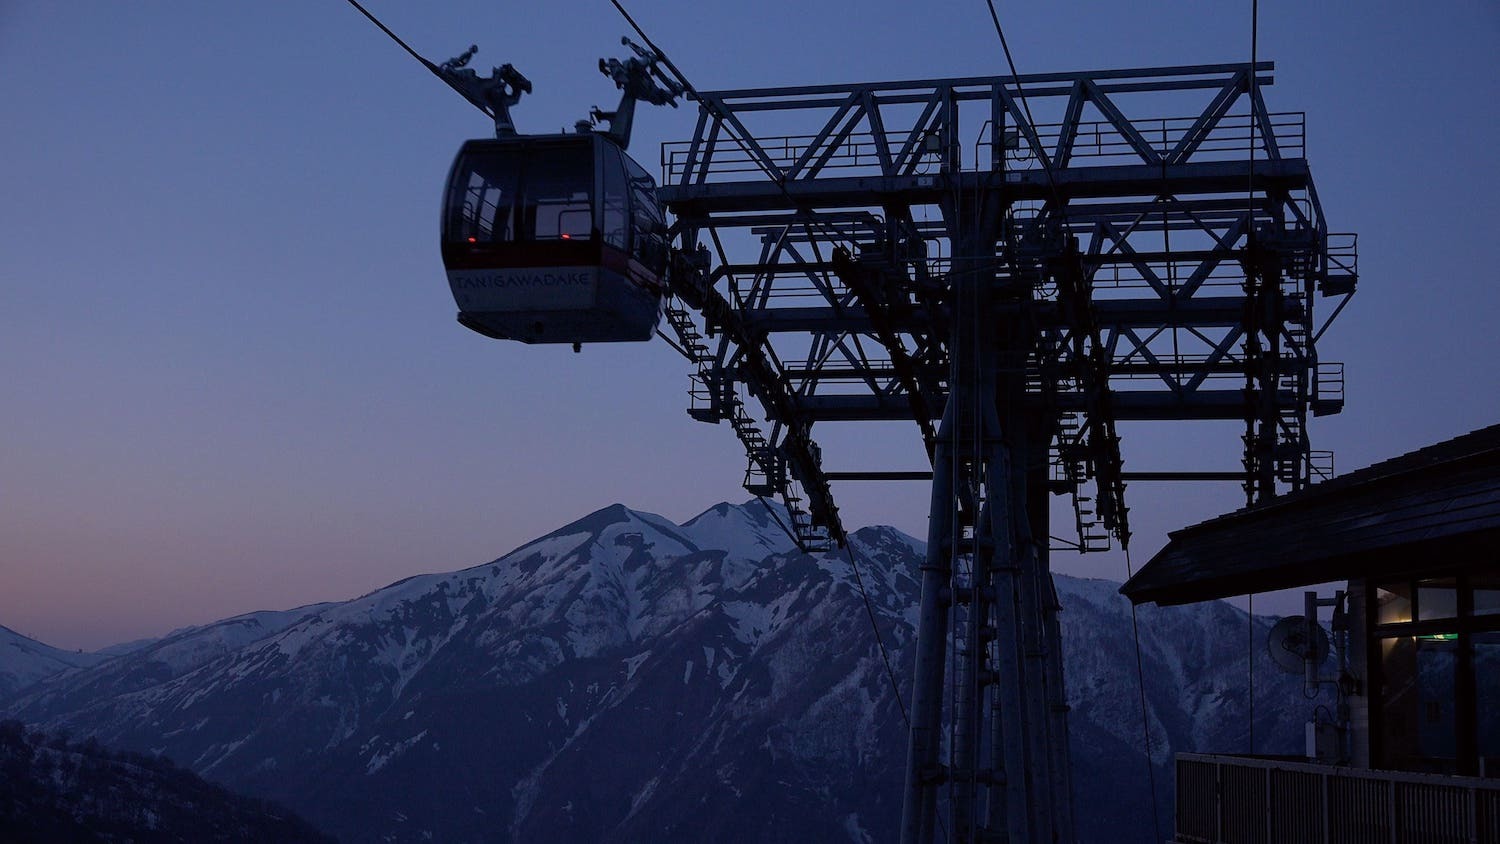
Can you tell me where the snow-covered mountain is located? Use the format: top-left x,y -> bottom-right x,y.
0,603 -> 341,708
7,501 -> 1321,843
11,603 -> 337,719
0,624 -> 106,701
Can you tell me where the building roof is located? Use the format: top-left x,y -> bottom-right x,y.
1121,424 -> 1500,606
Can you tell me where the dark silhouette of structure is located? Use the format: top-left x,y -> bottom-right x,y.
655,62 -> 1355,843
343,4 -> 1360,835
1124,424 -> 1500,841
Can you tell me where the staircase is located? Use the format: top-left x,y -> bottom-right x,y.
1273,370 -> 1308,486
661,296 -> 826,550
1050,412 -> 1111,553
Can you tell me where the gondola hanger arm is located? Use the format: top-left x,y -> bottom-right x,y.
434,46 -> 532,137
343,0 -> 530,137
588,37 -> 685,151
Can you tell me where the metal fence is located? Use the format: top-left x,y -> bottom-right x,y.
1175,753 -> 1500,844
662,112 -> 1306,185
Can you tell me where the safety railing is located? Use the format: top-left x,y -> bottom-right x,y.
1174,753 -> 1500,844
663,112 -> 1306,185
1325,233 -> 1359,277
1313,362 -> 1345,416
985,112 -> 1305,172
1322,232 -> 1359,295
1308,450 -> 1335,483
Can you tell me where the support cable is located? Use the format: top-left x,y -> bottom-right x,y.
1248,592 -> 1256,754
345,0 -> 438,73
610,0 -> 846,231
606,0 -> 697,105
343,0 -> 495,122
945,64 -> 970,841
845,541 -> 913,729
613,0 -> 854,550
982,0 -> 1058,196
984,0 -> 1133,556
613,0 -> 867,273
1248,0 -> 1260,208
758,492 -> 947,842
1246,0 -> 1260,759
756,497 -> 910,729
1123,545 -> 1164,844
654,327 -> 689,358
756,494 -> 801,555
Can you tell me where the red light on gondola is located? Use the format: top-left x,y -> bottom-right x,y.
467,237 -> 477,243
561,233 -> 571,240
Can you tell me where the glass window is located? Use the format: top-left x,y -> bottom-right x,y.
1476,635 -> 1500,773
1473,572 -> 1500,617
1415,637 -> 1457,764
1417,578 -> 1457,621
1379,636 -> 1420,768
1476,589 -> 1500,617
1477,633 -> 1500,773
449,154 -> 518,243
622,153 -> 663,262
1377,582 -> 1412,625
600,145 -> 629,251
522,146 -> 594,241
1379,635 -> 1458,773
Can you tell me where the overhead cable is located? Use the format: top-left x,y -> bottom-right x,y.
756,498 -> 911,729
1124,545 -> 1164,844
983,0 -> 1059,199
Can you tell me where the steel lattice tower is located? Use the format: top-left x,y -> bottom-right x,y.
654,62 -> 1356,843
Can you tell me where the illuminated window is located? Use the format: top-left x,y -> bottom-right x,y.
1371,573 -> 1500,776
1377,583 -> 1412,625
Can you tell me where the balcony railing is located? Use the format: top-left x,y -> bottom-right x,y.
1174,753 -> 1500,844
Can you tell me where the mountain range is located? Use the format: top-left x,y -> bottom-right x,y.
0,624 -> 107,701
3,500 -> 1322,843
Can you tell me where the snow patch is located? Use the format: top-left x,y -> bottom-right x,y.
722,600 -> 774,645
843,812 -> 873,844
366,729 -> 428,775
622,651 -> 651,681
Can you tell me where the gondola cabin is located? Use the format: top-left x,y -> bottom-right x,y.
441,133 -> 668,344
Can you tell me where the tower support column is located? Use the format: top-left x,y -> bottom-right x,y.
901,209 -> 1075,843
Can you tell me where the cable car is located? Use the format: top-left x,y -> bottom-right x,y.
441,132 -> 669,345
425,39 -> 681,346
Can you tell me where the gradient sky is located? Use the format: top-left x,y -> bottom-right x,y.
2,1 -> 1497,650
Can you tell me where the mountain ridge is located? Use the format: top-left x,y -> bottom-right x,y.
0,624 -> 107,701
5,500 -> 1321,842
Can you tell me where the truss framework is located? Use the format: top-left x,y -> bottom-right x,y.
655,61 -> 1355,843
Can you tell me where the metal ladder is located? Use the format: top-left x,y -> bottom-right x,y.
661,297 -> 824,548
1050,412 -> 1110,552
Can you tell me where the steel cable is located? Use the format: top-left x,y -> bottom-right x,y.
756,497 -> 911,730
1123,545 -> 1165,844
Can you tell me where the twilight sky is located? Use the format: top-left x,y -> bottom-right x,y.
2,1 -> 1497,650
